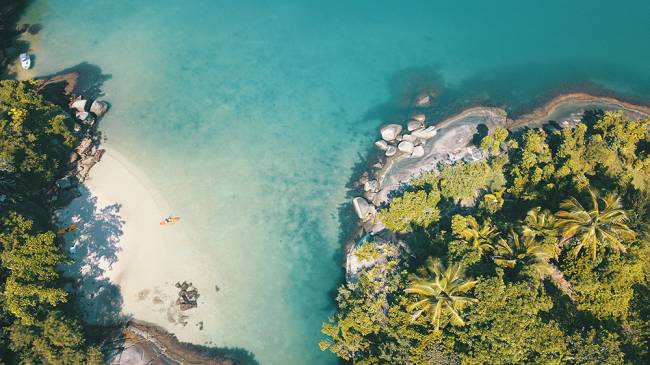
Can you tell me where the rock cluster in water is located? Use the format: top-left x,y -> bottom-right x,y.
352,112 -> 437,227
175,281 -> 200,311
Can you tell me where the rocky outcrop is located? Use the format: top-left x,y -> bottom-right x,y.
90,99 -> 109,117
374,140 -> 388,151
352,197 -> 375,222
175,281 -> 200,311
380,124 -> 402,141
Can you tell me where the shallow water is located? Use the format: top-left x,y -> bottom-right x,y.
23,0 -> 650,363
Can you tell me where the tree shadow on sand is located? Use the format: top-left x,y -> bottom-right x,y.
58,184 -> 128,327
58,184 -> 260,364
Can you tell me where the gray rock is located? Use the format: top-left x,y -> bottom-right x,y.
374,140 -> 389,151
407,120 -> 424,131
402,134 -> 417,143
398,141 -> 415,154
364,191 -> 377,202
364,179 -> 379,192
380,124 -> 402,141
411,145 -> 425,158
76,111 -> 90,122
353,197 -> 375,221
90,100 -> 109,117
411,126 -> 437,139
75,138 -> 93,156
411,113 -> 426,123
71,99 -> 88,113
385,145 -> 397,157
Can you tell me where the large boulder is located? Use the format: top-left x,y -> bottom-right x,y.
90,100 -> 109,117
380,124 -> 402,141
364,180 -> 379,192
385,145 -> 397,157
353,197 -> 375,221
374,140 -> 389,151
71,99 -> 88,113
411,126 -> 437,139
411,145 -> 425,158
407,120 -> 424,131
411,113 -> 426,123
398,141 -> 414,154
402,134 -> 418,143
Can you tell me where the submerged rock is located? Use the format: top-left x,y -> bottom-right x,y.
385,145 -> 397,157
380,124 -> 402,141
374,140 -> 389,151
415,94 -> 431,107
411,113 -> 426,123
398,141 -> 415,154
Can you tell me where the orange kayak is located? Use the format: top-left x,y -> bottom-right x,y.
56,223 -> 77,235
160,216 -> 181,226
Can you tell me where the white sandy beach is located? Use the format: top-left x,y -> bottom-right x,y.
57,148 -> 217,339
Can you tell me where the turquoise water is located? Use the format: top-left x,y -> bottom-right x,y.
24,1 -> 650,364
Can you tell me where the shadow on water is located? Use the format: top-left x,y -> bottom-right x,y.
363,60 -> 650,128
38,62 -> 112,107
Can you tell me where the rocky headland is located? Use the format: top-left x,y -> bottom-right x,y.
347,92 -> 650,276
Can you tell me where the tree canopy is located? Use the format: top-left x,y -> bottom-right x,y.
322,111 -> 650,364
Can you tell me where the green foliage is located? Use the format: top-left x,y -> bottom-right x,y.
0,80 -> 76,192
324,111 -> 650,364
492,230 -> 555,280
8,312 -> 102,365
450,277 -> 568,364
555,190 -> 635,260
451,214 -> 498,254
478,190 -> 504,214
480,127 -> 509,155
507,129 -> 556,200
0,81 -> 98,363
377,190 -> 441,233
405,258 -> 478,331
438,162 -> 500,201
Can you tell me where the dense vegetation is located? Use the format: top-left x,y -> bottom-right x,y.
0,80 -> 101,364
322,111 -> 650,364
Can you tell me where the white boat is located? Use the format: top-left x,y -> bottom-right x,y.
19,53 -> 31,70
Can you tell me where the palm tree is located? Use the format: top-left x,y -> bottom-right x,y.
555,189 -> 635,260
455,216 -> 499,254
522,207 -> 557,240
405,258 -> 478,331
492,230 -> 555,280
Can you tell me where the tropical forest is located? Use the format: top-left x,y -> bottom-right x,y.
321,111 -> 650,364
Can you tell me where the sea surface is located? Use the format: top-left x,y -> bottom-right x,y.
22,1 -> 650,364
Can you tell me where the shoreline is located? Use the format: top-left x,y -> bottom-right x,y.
113,319 -> 247,365
351,92 -> 650,238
